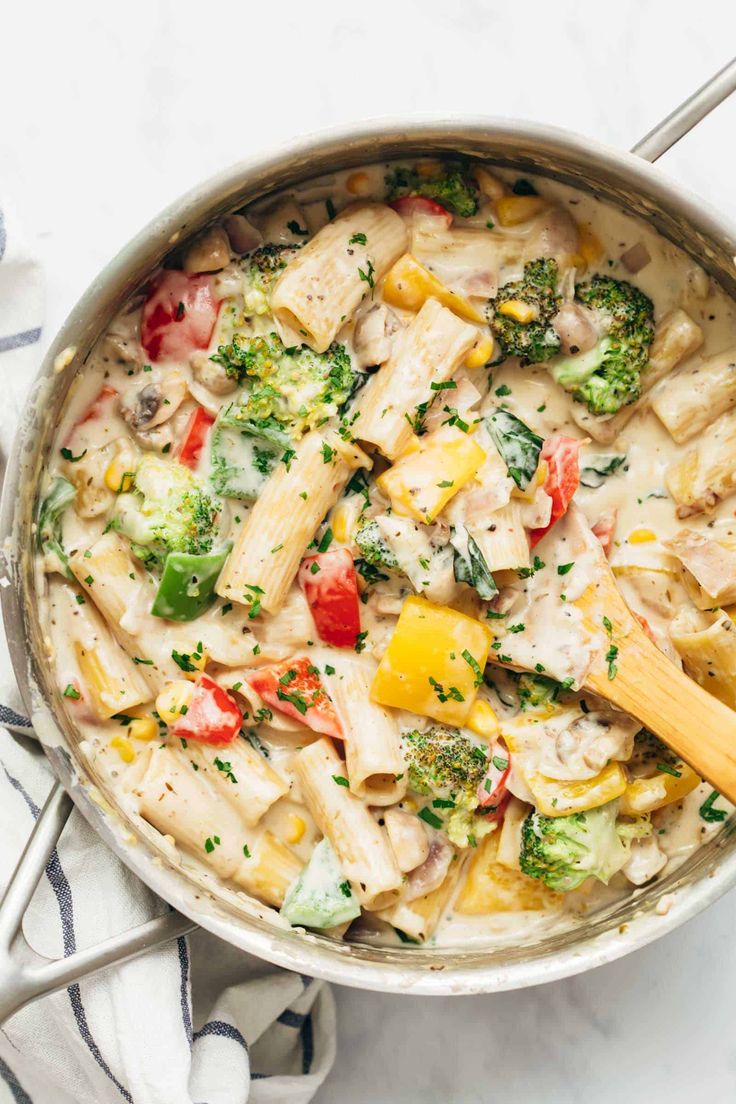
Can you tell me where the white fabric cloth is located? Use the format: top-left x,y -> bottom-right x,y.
0,198 -> 336,1104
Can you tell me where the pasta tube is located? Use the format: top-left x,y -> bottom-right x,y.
652,346 -> 736,442
352,297 -> 478,460
321,656 -> 407,806
472,501 -> 531,572
68,533 -> 178,687
216,431 -> 370,613
58,585 -> 152,718
130,745 -> 301,906
186,737 -> 290,827
378,853 -> 464,942
666,407 -> 736,514
571,308 -> 704,443
270,202 -> 407,352
664,529 -> 736,609
295,738 -> 403,910
669,606 -> 736,710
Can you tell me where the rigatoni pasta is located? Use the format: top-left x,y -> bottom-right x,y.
38,153 -> 736,952
270,202 -> 408,352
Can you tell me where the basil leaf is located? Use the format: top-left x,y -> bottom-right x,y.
452,528 -> 497,599
486,409 -> 543,490
580,454 -> 626,489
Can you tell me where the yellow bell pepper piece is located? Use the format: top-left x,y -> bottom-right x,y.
465,334 -> 495,369
495,195 -> 547,227
473,166 -> 506,202
528,762 -> 627,817
377,425 -> 485,524
382,253 -> 484,323
465,699 -> 500,741
456,830 -> 561,913
371,596 -> 492,725
619,764 -> 700,815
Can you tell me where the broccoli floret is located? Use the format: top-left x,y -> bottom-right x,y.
354,518 -> 399,570
113,455 -> 222,568
403,726 -> 495,848
211,332 -> 357,439
551,275 -> 655,415
37,476 -> 76,577
516,673 -> 565,712
519,801 -> 630,892
385,163 -> 480,217
489,258 -> 562,364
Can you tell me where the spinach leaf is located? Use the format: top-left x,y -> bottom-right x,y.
580,454 -> 626,489
37,476 -> 76,577
486,409 -> 543,490
452,528 -> 497,599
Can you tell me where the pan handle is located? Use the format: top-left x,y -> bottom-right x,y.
632,55 -> 736,162
0,779 -> 196,1025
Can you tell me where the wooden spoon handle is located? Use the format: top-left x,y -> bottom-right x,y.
586,626 -> 736,804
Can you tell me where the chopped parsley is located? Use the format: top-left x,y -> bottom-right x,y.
60,447 -> 87,462
418,806 -> 443,829
63,683 -> 81,700
332,774 -> 349,787
699,790 -> 728,823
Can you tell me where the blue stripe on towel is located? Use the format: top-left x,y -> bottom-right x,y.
0,328 -> 41,354
0,208 -> 6,262
277,1009 -> 305,1028
0,1055 -> 33,1104
300,1013 -> 314,1075
177,936 -> 193,1046
1,763 -> 135,1103
0,707 -> 33,732
193,1021 -> 248,1051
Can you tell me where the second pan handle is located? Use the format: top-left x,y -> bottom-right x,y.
632,55 -> 736,162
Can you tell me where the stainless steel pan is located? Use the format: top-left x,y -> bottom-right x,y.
2,60 -> 736,1021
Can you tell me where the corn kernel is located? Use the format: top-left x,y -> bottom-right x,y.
466,699 -> 500,740
156,680 -> 195,725
495,195 -> 547,227
110,736 -> 136,764
402,797 -> 418,813
497,299 -> 537,324
346,170 -> 372,196
416,159 -> 443,178
284,813 -> 306,845
465,334 -> 495,369
180,650 -> 208,681
330,504 -> 351,544
628,529 -> 656,544
104,460 -> 134,494
128,716 -> 159,742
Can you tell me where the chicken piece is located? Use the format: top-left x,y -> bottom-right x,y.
665,529 -> 736,608
353,304 -> 400,368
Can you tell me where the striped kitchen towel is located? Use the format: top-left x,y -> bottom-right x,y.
0,200 -> 336,1104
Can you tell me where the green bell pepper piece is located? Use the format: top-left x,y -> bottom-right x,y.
150,544 -> 232,622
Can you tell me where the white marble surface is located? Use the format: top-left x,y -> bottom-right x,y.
3,1 -> 736,1099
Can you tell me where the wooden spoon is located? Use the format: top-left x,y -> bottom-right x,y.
575,544 -> 736,804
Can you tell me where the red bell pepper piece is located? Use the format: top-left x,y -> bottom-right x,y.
141,270 -> 220,363
297,548 -> 361,648
178,407 -> 215,470
591,509 -> 617,558
477,740 -> 511,819
171,673 -> 241,745
248,657 -> 343,739
389,195 -> 453,228
529,435 -> 583,547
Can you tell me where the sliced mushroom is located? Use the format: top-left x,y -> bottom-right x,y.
100,331 -> 142,371
404,838 -> 454,902
540,709 -> 638,780
183,227 -> 232,275
353,304 -> 400,368
223,213 -> 263,255
525,205 -> 579,262
190,350 -> 238,396
552,301 -> 598,355
622,835 -> 667,886
120,369 -> 187,431
134,422 -> 175,452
